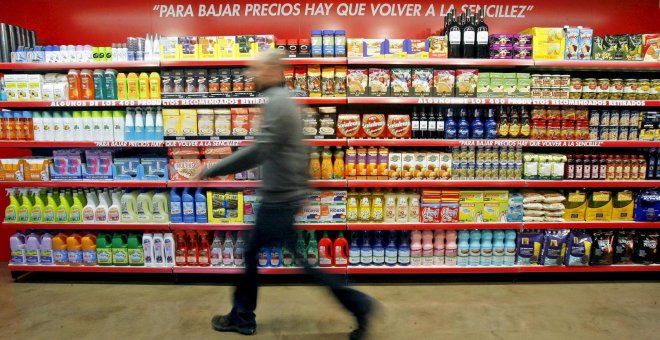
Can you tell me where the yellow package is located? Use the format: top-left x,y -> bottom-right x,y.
347,38 -> 364,58
197,109 -> 215,136
459,191 -> 484,223
521,27 -> 566,60
611,191 -> 634,221
0,158 -> 24,181
198,36 -> 218,59
217,36 -> 236,58
586,191 -> 612,221
180,109 -> 198,136
162,109 -> 181,136
483,191 -> 508,222
207,191 -> 244,223
23,158 -> 51,181
564,191 -> 587,221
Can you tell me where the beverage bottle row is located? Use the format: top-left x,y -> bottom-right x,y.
565,154 -> 648,180
411,106 -> 529,139
443,8 -> 490,59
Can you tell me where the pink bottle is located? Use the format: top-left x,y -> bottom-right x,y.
433,230 -> 446,266
421,230 -> 434,266
444,230 -> 458,266
410,230 -> 422,266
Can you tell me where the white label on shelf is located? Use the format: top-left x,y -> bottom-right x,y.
457,140 -> 605,147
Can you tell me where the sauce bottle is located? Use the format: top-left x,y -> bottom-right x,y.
638,155 -> 647,180
396,190 -> 409,222
606,155 -> 615,180
358,189 -> 372,222
384,188 -> 397,223
309,149 -> 321,179
565,154 -> 575,179
583,154 -> 592,180
497,106 -> 509,138
590,155 -> 600,180
520,107 -> 531,138
574,155 -> 583,180
614,155 -> 623,180
508,108 -> 521,138
599,155 -> 608,180
622,155 -> 631,180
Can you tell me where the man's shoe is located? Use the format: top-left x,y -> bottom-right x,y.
211,314 -> 256,335
350,298 -> 375,340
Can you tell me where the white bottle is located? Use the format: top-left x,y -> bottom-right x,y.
32,111 -> 44,141
111,44 -> 118,62
152,34 -> 161,61
145,34 -> 153,61
163,233 -> 175,266
142,233 -> 154,267
124,109 -> 135,141
155,108 -> 164,140
210,231 -> 222,266
57,45 -> 67,62
153,232 -> 165,266
52,111 -> 64,141
41,111 -> 54,141
102,110 -> 114,141
108,190 -> 122,223
145,108 -> 155,140
222,231 -> 234,267
84,45 -> 93,62
134,109 -> 144,141
82,190 -> 98,222
112,111 -> 125,142
95,190 -> 110,223
62,111 -> 74,141
91,111 -> 103,142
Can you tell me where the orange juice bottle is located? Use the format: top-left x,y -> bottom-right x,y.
321,146 -> 333,179
126,72 -> 139,100
345,147 -> 356,180
366,147 -> 378,179
333,147 -> 345,179
309,149 -> 321,180
356,147 -> 367,179
67,70 -> 82,100
52,232 -> 68,265
82,233 -> 97,265
80,69 -> 95,100
66,232 -> 83,265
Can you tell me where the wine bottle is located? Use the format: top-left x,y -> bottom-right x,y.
476,9 -> 489,59
462,10 -> 476,58
447,10 -> 462,58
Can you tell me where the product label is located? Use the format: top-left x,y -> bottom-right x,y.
182,202 -> 194,216
449,31 -> 461,44
195,201 -> 207,215
108,207 -> 120,222
26,249 -> 40,264
372,248 -> 385,264
360,248 -> 373,264
112,250 -> 128,264
164,239 -> 174,264
97,249 -> 111,264
349,248 -> 361,265
39,250 -> 53,265
68,250 -> 83,264
319,247 -> 332,265
385,249 -> 398,265
55,208 -> 67,222
463,31 -> 475,44
53,249 -> 68,264
170,202 -> 181,215
69,207 -> 82,222
398,249 -> 410,265
83,250 -> 97,264
477,31 -> 489,44
11,250 -> 25,264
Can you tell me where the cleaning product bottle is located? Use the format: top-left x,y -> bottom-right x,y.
101,110 -> 114,141
282,243 -> 294,267
108,189 -> 121,223
126,72 -> 139,100
120,189 -> 138,223
80,110 -> 92,141
30,189 -> 46,222
164,232 -> 175,266
42,111 -> 54,141
138,72 -> 150,100
181,188 -> 195,223
144,107 -> 155,140
59,111 -> 73,142
93,69 -> 106,100
25,231 -> 41,264
360,231 -> 373,266
445,230 -> 458,266
95,189 -> 110,222
307,231 -> 319,267
112,110 -> 125,141
104,69 -> 118,100
295,231 -> 308,267
433,230 -> 446,266
197,231 -> 211,266
152,232 -> 165,266
151,189 -> 170,223
136,189 -> 154,223
124,107 -> 135,140
80,69 -> 95,100
134,108 -> 144,140
69,189 -> 84,223
270,241 -> 282,267
504,230 -> 517,266
469,230 -> 484,265
66,232 -> 83,265
116,73 -> 128,100
384,231 -> 398,266
194,188 -> 207,223
155,108 -> 164,140
170,188 -> 183,223
258,246 -> 270,267
52,232 -> 68,264
234,231 -> 245,267
422,230 -> 434,266
186,231 -> 199,266
91,110 -> 103,141
82,232 -> 97,265
40,232 -> 54,265
410,230 -> 423,266
96,232 -> 113,265
318,231 -> 333,267
222,231 -> 234,267
9,232 -> 26,264
32,111 -> 44,141
4,189 -> 19,222
210,231 -> 222,266
43,190 -> 59,223
457,230 -> 470,267
492,230 -> 505,266
480,230 -> 493,266
55,190 -> 71,223
70,111 -> 82,141
127,232 -> 144,266
67,69 -> 82,100
349,231 -> 361,266
334,231 -> 349,267
82,190 -> 97,222
398,230 -> 411,266
17,189 -> 33,223
372,230 -> 385,266
111,232 -> 129,266
149,72 -> 161,99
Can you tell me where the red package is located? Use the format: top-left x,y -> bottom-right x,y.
336,114 -> 361,138
386,114 -> 411,138
231,108 -> 249,136
361,114 -> 386,138
420,204 -> 440,223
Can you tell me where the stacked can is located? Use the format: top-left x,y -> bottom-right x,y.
588,109 -> 640,141
451,146 -> 523,180
530,106 -> 589,140
531,74 -> 570,99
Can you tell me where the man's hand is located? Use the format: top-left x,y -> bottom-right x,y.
191,168 -> 207,181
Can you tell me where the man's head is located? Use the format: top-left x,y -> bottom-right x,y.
248,49 -> 285,90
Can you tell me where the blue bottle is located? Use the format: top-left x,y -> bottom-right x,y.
648,148 -> 656,179
398,231 -> 410,266
457,230 -> 470,266
471,108 -> 484,139
349,231 -> 361,266
181,188 -> 195,223
458,108 -> 470,139
504,230 -> 517,266
485,108 -> 498,139
492,230 -> 505,266
360,231 -> 373,266
194,188 -> 207,223
372,230 -> 385,266
480,230 -> 493,266
169,188 -> 182,223
258,247 -> 270,267
444,108 -> 457,139
269,241 -> 282,267
468,230 -> 481,266
385,231 -> 398,267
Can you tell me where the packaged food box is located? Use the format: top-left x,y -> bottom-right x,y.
363,39 -> 385,57
320,190 -> 348,204
490,34 -> 514,46
564,27 -> 580,60
483,191 -> 509,223
388,152 -> 402,180
179,109 -> 198,136
515,78 -> 531,97
401,152 -> 415,180
390,68 -> 412,97
578,28 -> 593,60
336,114 -> 361,138
455,70 -> 478,97
356,147 -> 368,180
366,147 -> 378,180
513,46 -> 532,59
507,193 -> 524,222
231,108 -> 249,136
386,114 -> 411,139
420,203 -> 441,222
162,109 -> 180,136
412,68 -> 433,97
428,36 -> 448,58
586,191 -> 613,221
521,27 -> 566,60
412,152 -> 427,180
611,190 -> 634,221
490,78 -> 504,97
345,147 -> 357,180
643,34 -> 660,61
513,34 -> 533,47
347,69 -> 368,97
361,114 -> 386,138
385,39 -> 406,55
169,159 -> 202,181
377,147 -> 389,180
439,203 -> 459,222
295,202 -> 321,223
347,38 -> 364,58
477,76 -> 491,98
320,203 -> 347,223
459,191 -> 484,223
207,191 -> 243,223
433,70 -> 455,97
503,78 -> 517,97
368,68 -> 390,96
490,46 -> 512,59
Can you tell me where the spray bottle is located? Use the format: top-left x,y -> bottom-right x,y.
17,188 -> 33,223
83,189 -> 97,222
4,189 -> 19,222
55,189 -> 71,222
30,188 -> 46,222
69,189 -> 85,223
108,189 -> 121,223
43,190 -> 58,223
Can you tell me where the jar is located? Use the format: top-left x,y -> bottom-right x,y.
560,120 -> 576,140
609,79 -> 624,100
550,75 -> 562,88
530,119 -> 547,139
546,120 -> 561,140
582,78 -> 597,99
596,78 -> 610,99
311,30 -> 323,57
623,79 -> 638,100
541,74 -> 553,87
322,30 -> 335,57
555,87 -> 569,99
334,30 -> 347,57
638,79 -> 651,100
576,121 -> 590,140
569,78 -> 583,99
531,74 -> 543,87
531,87 -> 543,98
559,75 -> 571,87
541,87 -> 553,99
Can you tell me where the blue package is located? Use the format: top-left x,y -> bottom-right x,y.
114,157 -> 141,179
516,230 -> 543,265
635,189 -> 660,221
541,229 -> 569,266
507,193 -> 523,222
565,230 -> 592,266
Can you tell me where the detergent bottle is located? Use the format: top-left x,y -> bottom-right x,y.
181,188 -> 195,223
457,230 -> 470,267
433,230 -> 446,266
25,231 -> 41,264
9,232 -> 26,264
360,231 -> 373,266
54,190 -> 71,223
30,189 -> 46,222
221,231 -> 234,266
307,231 -> 319,267
468,230 -> 482,266
52,232 -> 68,265
82,190 -> 97,222
295,231 -> 307,267
120,189 -> 138,223
186,231 -> 199,266
384,231 -> 398,267
127,232 -> 144,266
136,189 -> 154,223
445,230 -> 458,266
210,231 -> 222,266
69,190 -> 85,223
410,230 -> 422,266
138,72 -> 150,100
174,231 -> 188,266
95,189 -> 110,222
398,230 -> 411,266
39,232 -> 54,265
164,232 -> 175,266
152,232 -> 165,266
108,189 -> 121,223
504,230 -> 517,266
422,230 -> 434,266
142,232 -> 154,266
234,231 -> 245,267
4,189 -> 19,222
348,231 -> 361,266
82,232 -> 97,265
111,232 -> 129,266
17,189 -> 33,222
333,231 -> 349,267
480,230 -> 493,266
318,231 -> 333,267
492,230 -> 505,266
170,188 -> 183,223
372,230 -> 385,266
194,188 -> 207,223
43,190 -> 59,223
151,189 -> 170,223
149,72 -> 161,99
96,232 -> 113,265
197,231 -> 211,266
66,232 -> 83,265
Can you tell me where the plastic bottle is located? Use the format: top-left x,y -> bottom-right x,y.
409,230 -> 423,266
52,232 -> 68,265
70,111 -> 82,141
151,189 -> 169,223
503,230 -> 517,266
112,110 -> 125,141
318,231 -> 333,267
138,72 -> 150,100
4,189 -> 19,222
81,232 -> 97,265
384,231 -> 398,266
22,111 -> 33,141
82,190 -> 97,222
104,69 -> 118,100
258,246 -> 270,267
32,111 -> 44,141
81,110 -> 93,141
233,231 -> 245,267
9,232 -> 26,264
307,231 -> 319,267
93,69 -> 106,100
25,232 -> 41,264
124,108 -> 135,140
421,230 -> 434,266
295,231 -> 308,267
80,69 -> 95,100
111,232 -> 129,266
101,110 -> 114,141
444,230 -> 457,266
398,230 -> 411,266
116,73 -> 128,100
108,190 -> 121,223
142,232 -> 154,266
197,231 -> 211,266
66,232 -> 83,265
492,230 -> 505,266
372,230 -> 385,266
333,231 -> 348,267
153,232 -> 165,266
136,189 -> 154,223
67,69 -> 82,100
17,189 -> 33,223
468,230 -> 481,266
270,241 -> 282,267
120,189 -> 138,223
59,110 -> 73,142
95,232 -> 112,266
55,190 -> 71,223
349,231 -> 361,266
43,190 -> 58,223
433,230 -> 445,266
134,108 -> 145,140
39,232 -> 54,265
359,231 -> 373,266
149,72 -> 161,99
95,189 -> 110,223
471,108 -> 484,139
282,243 -> 294,267
222,231 -> 234,266
457,230 -> 470,267
14,111 -> 25,140
163,232 -> 175,266
41,111 -> 54,141
181,188 -> 195,223
210,231 -> 222,266
126,72 -> 139,100
194,188 -> 207,223
480,230 -> 493,266
371,188 -> 384,222
186,231 -> 199,266
170,188 -> 183,223
458,108 -> 470,139
91,110 -> 103,141
52,111 -> 64,141
155,108 -> 164,140
30,189 -> 45,222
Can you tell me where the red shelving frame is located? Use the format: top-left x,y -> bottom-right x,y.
167,180 -> 345,188
524,180 -> 660,188
347,97 -> 660,107
0,100 -> 161,108
3,222 -> 170,231
0,141 -> 165,148
7,264 -> 172,273
524,221 -> 660,229
346,180 -> 527,188
347,266 -> 521,274
517,265 -> 660,273
0,61 -> 160,70
346,139 -> 660,148
0,181 -> 167,188
172,266 -> 347,274
169,223 -> 345,231
292,97 -> 347,105
161,98 -> 265,106
347,222 -> 522,230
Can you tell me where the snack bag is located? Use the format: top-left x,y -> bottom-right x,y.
590,230 -> 614,265
614,230 -> 635,264
516,230 -> 544,265
565,230 -> 592,266
541,229 -> 569,266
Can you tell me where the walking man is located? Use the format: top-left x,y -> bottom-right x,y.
196,49 -> 374,340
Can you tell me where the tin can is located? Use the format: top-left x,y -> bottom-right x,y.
607,126 -> 619,141
623,79 -> 638,100
582,78 -> 597,99
531,87 -> 543,98
596,78 -> 610,99
618,126 -> 629,141
630,110 -> 640,127
609,79 -> 624,100
541,74 -> 553,87
638,79 -> 651,100
620,110 -> 631,126
609,110 -> 620,127
629,127 -> 639,140
559,75 -> 571,87
531,74 -> 543,87
550,75 -> 562,88
589,126 -> 599,140
589,110 -> 600,126
541,87 -> 553,99
569,78 -> 583,99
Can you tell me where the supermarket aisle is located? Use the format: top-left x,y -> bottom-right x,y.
1,266 -> 659,340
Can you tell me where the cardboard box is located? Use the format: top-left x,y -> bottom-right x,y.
483,191 -> 509,222
347,69 -> 368,97
477,76 -> 490,98
295,203 -> 321,223
459,191 -> 484,223
433,70 -> 455,97
564,27 -> 580,60
420,203 -> 441,222
521,27 -> 566,60
440,203 -> 459,222
578,28 -> 593,60
428,36 -> 448,58
586,191 -> 612,221
503,78 -> 517,97
27,75 -> 42,100
320,190 -> 348,204
412,152 -> 427,180
401,152 -> 415,180
207,191 -> 244,223
455,69 -> 478,97
162,109 -> 180,136
179,109 -> 198,136
320,203 -> 347,223
388,152 -> 402,180
507,193 -> 523,222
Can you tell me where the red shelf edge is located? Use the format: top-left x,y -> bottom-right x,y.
0,61 -> 160,70
0,181 -> 167,188
7,264 -> 172,273
347,223 -> 522,230
347,266 -> 520,274
2,222 -> 170,230
172,266 -> 346,274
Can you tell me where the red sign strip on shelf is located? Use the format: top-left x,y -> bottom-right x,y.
524,222 -> 660,229
0,181 -> 167,188
169,223 -> 345,231
347,223 -> 522,230
2,222 -> 171,231
7,264 -> 172,273
0,61 -> 161,70
347,97 -> 660,107
172,267 -> 346,274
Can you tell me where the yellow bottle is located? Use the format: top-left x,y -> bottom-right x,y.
126,73 -> 139,100
309,149 -> 321,180
347,188 -> 359,222
371,188 -> 384,222
321,146 -> 333,180
116,73 -> 128,100
148,72 -> 161,99
138,72 -> 150,100
333,147 -> 345,179
358,189 -> 372,222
